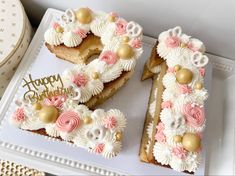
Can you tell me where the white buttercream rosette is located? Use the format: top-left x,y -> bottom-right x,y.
62,64 -> 104,103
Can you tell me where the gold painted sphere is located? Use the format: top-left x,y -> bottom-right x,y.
83,116 -> 92,124
39,106 -> 59,123
75,8 -> 92,24
122,36 -> 129,43
176,68 -> 193,84
33,102 -> 42,110
174,65 -> 181,72
182,133 -> 201,152
173,135 -> 182,143
92,72 -> 100,80
56,26 -> 64,33
115,132 -> 123,141
195,82 -> 203,90
108,15 -> 116,22
180,42 -> 187,48
117,44 -> 134,59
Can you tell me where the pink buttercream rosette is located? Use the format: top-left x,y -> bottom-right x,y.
94,143 -> 105,154
71,73 -> 88,87
44,95 -> 66,108
172,146 -> 188,159
115,18 -> 127,36
103,116 -> 117,129
12,108 -> 26,124
182,103 -> 205,128
155,122 -> 166,143
99,51 -> 118,65
56,111 -> 81,133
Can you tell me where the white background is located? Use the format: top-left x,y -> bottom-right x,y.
21,0 -> 235,60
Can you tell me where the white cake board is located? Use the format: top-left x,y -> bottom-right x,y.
0,8 -> 233,176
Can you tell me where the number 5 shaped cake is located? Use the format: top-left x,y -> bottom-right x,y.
139,26 -> 209,173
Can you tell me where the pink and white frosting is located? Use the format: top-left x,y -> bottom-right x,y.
99,50 -> 118,65
94,143 -> 105,154
152,27 -> 209,173
104,116 -> 117,129
172,147 -> 188,159
12,108 -> 26,124
56,111 -> 80,133
157,26 -> 206,60
182,103 -> 205,128
46,8 -> 144,103
44,95 -> 66,108
155,122 -> 166,143
179,85 -> 193,94
115,19 -> 128,36
165,36 -> 181,48
71,74 -> 88,87
11,98 -> 126,159
74,28 -> 87,39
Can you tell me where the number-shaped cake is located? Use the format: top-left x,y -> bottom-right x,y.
139,26 -> 209,173
10,8 -> 143,158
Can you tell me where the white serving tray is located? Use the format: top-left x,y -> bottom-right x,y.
0,8 -> 234,175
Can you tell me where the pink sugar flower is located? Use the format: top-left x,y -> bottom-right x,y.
199,67 -> 206,77
94,143 -> 105,154
13,108 -> 25,122
99,51 -> 118,65
179,84 -> 193,94
182,103 -> 205,128
172,147 -> 188,159
115,19 -> 127,36
155,122 -> 166,143
52,22 -> 60,29
71,74 -> 88,87
161,101 -> 173,109
44,95 -> 66,108
165,36 -> 181,48
104,116 -> 117,129
130,38 -> 142,48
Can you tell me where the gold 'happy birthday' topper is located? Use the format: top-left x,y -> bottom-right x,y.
22,74 -> 71,103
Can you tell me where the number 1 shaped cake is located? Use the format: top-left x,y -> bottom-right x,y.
10,7 -> 143,159
139,26 -> 209,173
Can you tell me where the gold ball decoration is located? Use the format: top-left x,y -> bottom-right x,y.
180,42 -> 187,48
173,135 -> 182,143
56,26 -> 64,33
108,15 -> 116,22
174,65 -> 181,72
92,72 -> 100,80
176,68 -> 193,84
182,133 -> 201,152
195,82 -> 203,90
122,36 -> 129,43
115,132 -> 123,141
33,102 -> 42,110
117,44 -> 134,59
39,106 -> 59,123
83,116 -> 92,124
75,8 -> 92,24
